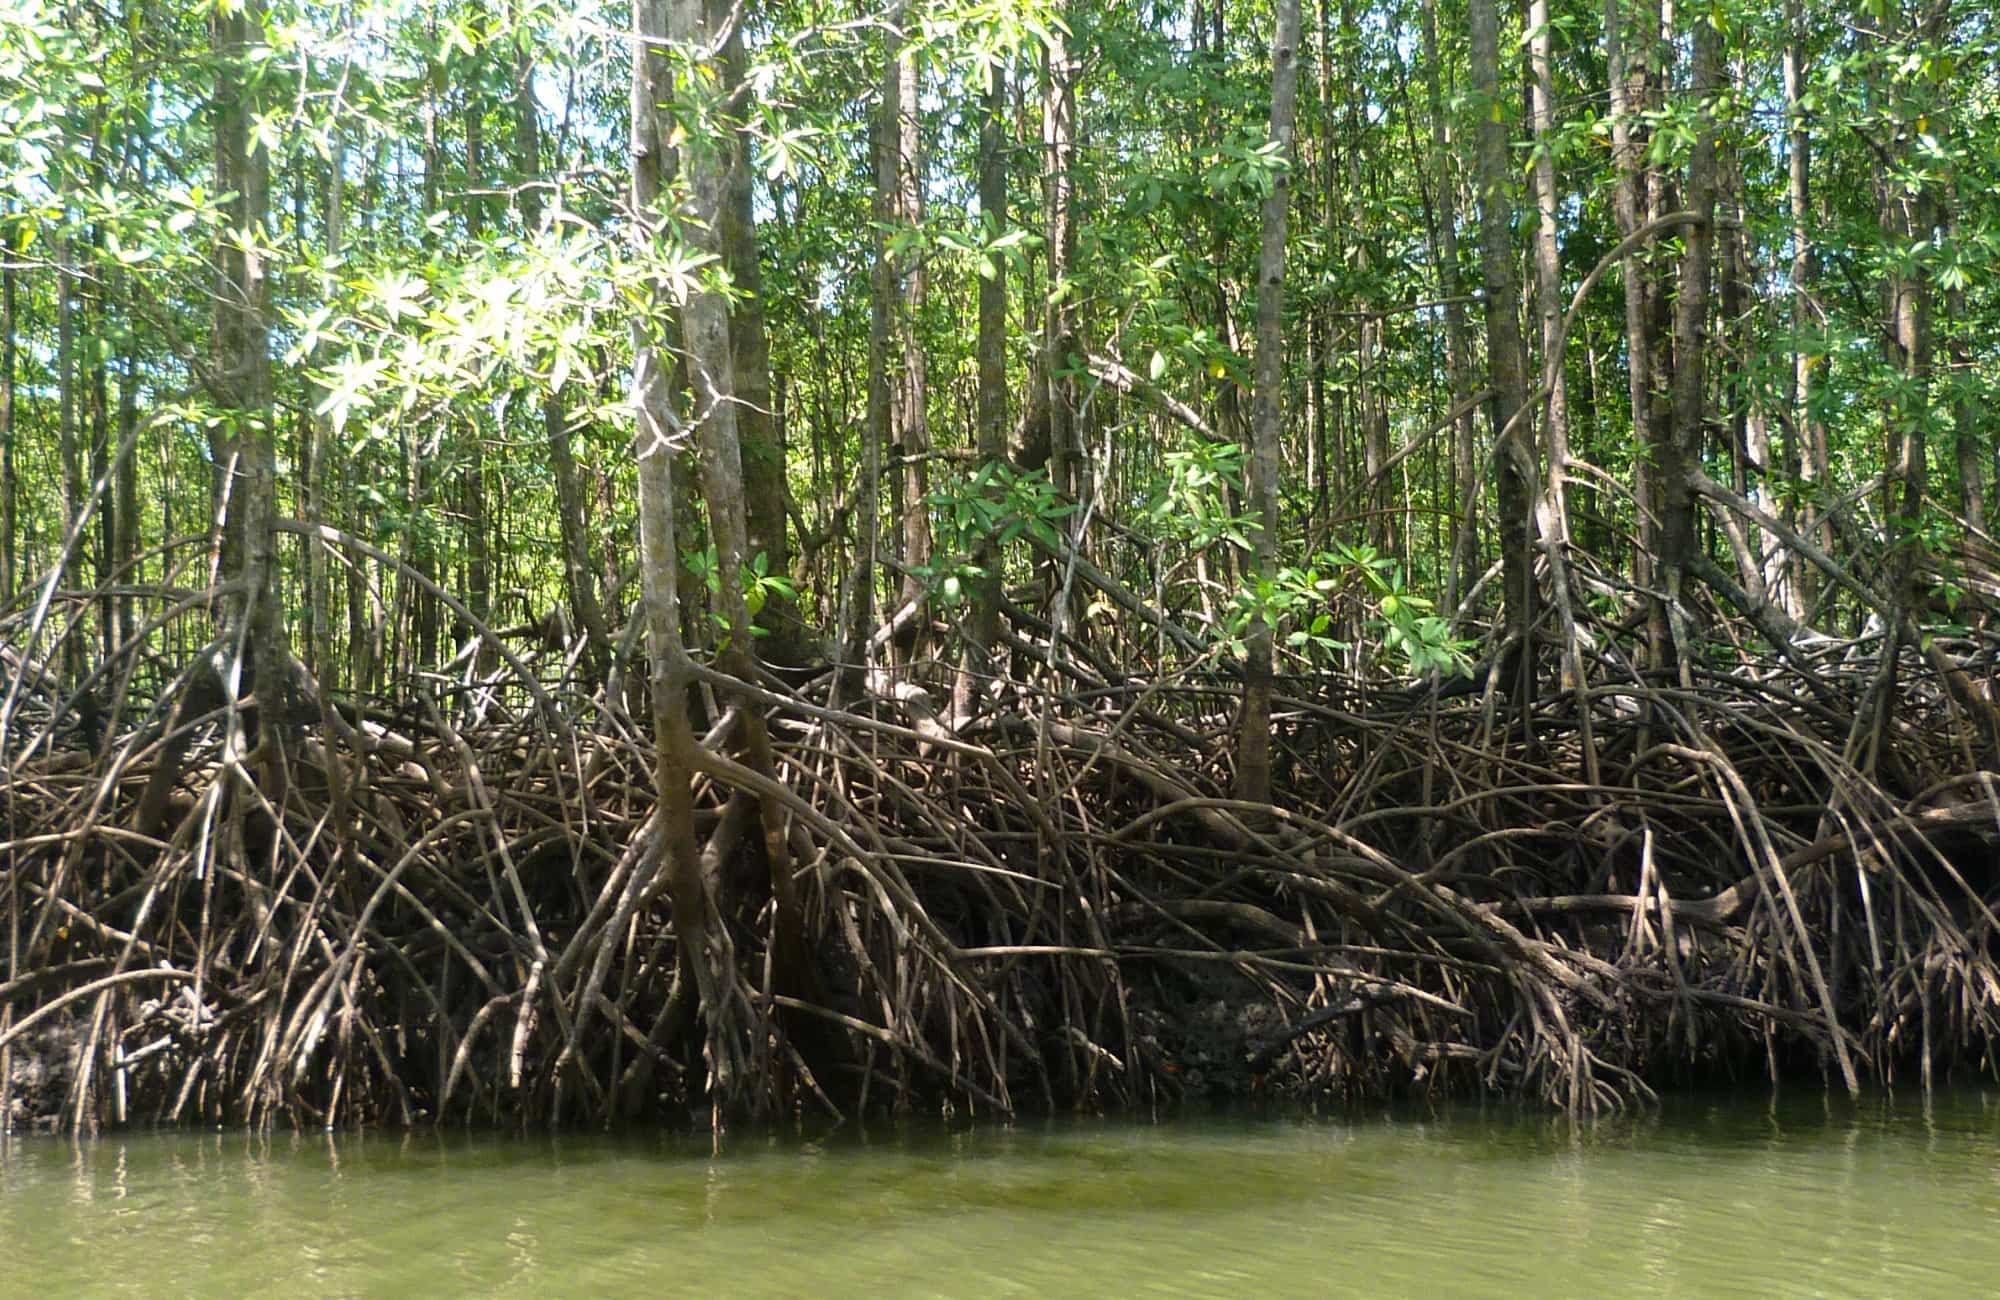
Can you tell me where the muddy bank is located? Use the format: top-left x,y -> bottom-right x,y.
3,1019 -> 89,1133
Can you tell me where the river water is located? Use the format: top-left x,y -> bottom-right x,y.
3,1091 -> 1998,1296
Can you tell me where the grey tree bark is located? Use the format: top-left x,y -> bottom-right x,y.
714,0 -> 802,663
1607,0 -> 1663,655
1783,0 -> 1828,617
1660,13 -> 1719,676
955,60 -> 1009,725
670,0 -> 812,1040
212,0 -> 288,797
1235,0 -> 1302,807
886,20 -> 931,666
1423,0 -> 1477,615
631,0 -> 736,1097
1042,16 -> 1079,502
839,18 -> 899,696
2,211 -> 15,602
1470,0 -> 1535,700
1528,0 -> 1571,536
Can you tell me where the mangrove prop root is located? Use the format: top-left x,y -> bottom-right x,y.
5,573 -> 2000,1132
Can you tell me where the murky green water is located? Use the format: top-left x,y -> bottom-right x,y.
4,1092 -> 1999,1297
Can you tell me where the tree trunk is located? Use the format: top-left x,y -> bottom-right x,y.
462,79 -> 491,635
1042,15 -> 1079,502
1528,0 -> 1570,533
1470,0 -> 1535,701
1946,200 -> 1982,533
887,18 -> 931,665
1424,0 -> 1476,614
58,228 -> 82,687
714,2 -> 802,664
1607,0 -> 1661,647
840,22 -> 897,696
302,118 -> 343,682
1235,0 -> 1301,807
1865,1 -> 1947,781
1783,0 -> 1828,617
1659,11 -> 1719,675
1340,0 -> 1389,559
631,0 -> 734,1098
88,256 -> 113,659
1881,8 -> 1942,586
955,60 -> 1009,724
213,0 -> 288,795
2,212 -> 15,602
407,35 -> 444,674
114,314 -> 139,653
1721,152 -> 1778,605
670,0 -> 813,1045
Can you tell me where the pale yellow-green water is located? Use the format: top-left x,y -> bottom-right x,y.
4,1092 -> 1999,1297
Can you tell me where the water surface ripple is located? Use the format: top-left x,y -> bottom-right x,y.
4,1092 -> 1998,1297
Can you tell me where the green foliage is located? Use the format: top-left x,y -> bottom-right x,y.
924,462 -> 1076,603
684,546 -> 798,640
1221,562 -> 1348,667
4,0 -> 1999,702
1213,539 -> 1472,680
1148,439 -> 1258,552
1325,544 -> 1476,680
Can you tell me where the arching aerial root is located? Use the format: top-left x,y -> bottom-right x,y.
5,588 -> 1999,1132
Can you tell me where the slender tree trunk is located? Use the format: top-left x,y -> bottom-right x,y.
1236,0 -> 1301,807
1424,0 -> 1476,614
348,133 -> 381,698
462,80 -> 491,636
631,0 -> 733,1098
58,228 -> 83,687
955,60 -> 1009,724
302,116 -> 343,682
671,0 -> 812,1040
1315,0 -> 1350,532
1301,11 -> 1327,544
714,1 -> 800,663
88,255 -> 113,660
1,213 -> 15,602
1881,6 -> 1943,599
1341,0 -> 1389,558
1722,153 -> 1778,604
1043,15 -> 1079,502
1860,1 -> 1947,784
1946,200 -> 1983,533
406,43 -> 444,673
1783,0 -> 1826,618
213,0 -> 288,794
1470,0 -> 1535,700
1608,0 -> 1660,645
1528,0 -> 1570,532
114,315 -> 139,652
841,23 -> 898,695
347,98 -> 377,699
110,3 -> 146,661
887,19 -> 931,665
1659,12 -> 1719,675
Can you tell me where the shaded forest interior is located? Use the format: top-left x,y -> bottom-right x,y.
5,0 -> 2000,1132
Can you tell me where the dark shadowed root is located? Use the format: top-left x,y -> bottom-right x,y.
5,545 -> 2000,1132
